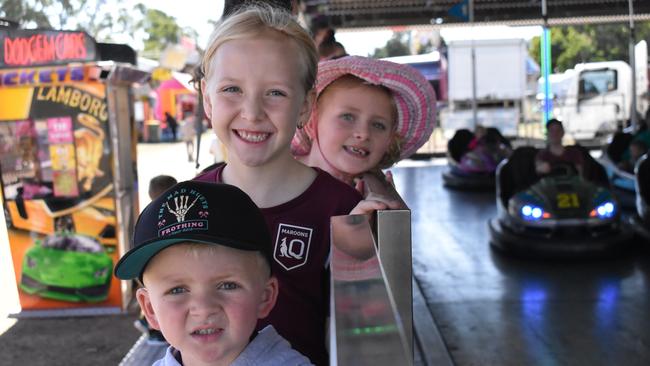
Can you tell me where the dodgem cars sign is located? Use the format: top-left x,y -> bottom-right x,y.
1,29 -> 97,68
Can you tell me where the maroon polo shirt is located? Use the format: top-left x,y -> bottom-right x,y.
536,147 -> 584,171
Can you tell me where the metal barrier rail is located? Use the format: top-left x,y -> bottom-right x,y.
330,214 -> 412,366
376,210 -> 413,354
331,172 -> 455,366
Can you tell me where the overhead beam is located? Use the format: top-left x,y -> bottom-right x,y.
305,0 -> 650,28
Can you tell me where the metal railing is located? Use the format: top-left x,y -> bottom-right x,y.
330,213 -> 412,366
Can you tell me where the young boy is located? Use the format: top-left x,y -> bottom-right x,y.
149,175 -> 178,200
132,175 -> 180,344
115,181 -> 313,366
195,4 -> 390,365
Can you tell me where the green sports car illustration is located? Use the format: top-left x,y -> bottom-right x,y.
20,234 -> 113,302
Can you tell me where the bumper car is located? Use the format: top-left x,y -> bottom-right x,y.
489,146 -> 634,256
630,154 -> 650,241
20,233 -> 113,302
442,128 -> 511,190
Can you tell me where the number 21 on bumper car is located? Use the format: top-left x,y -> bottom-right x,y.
489,146 -> 634,256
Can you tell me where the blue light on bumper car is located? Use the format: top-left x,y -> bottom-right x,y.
521,205 -> 544,221
595,201 -> 615,219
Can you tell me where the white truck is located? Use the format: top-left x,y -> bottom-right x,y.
543,41 -> 648,140
441,38 -> 529,138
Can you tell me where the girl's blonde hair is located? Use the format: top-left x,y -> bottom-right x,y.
201,3 -> 318,93
376,134 -> 403,170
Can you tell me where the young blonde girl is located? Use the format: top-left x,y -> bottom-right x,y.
195,6 -> 390,365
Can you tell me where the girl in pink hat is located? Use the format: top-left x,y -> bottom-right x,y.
292,56 -> 436,189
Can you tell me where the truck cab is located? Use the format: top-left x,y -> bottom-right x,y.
552,41 -> 648,141
560,61 -> 631,139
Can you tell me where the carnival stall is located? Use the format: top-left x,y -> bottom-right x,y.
0,28 -> 146,316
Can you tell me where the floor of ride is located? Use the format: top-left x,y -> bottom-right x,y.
394,163 -> 650,366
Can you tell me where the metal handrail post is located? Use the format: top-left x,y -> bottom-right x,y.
376,209 -> 413,356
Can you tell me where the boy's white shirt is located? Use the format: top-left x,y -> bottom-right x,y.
152,325 -> 313,366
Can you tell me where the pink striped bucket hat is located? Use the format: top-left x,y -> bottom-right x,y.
293,55 -> 436,160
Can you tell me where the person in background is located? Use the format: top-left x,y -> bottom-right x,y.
115,181 -> 313,366
164,112 -> 179,141
132,174 -> 179,345
619,120 -> 650,170
148,175 -> 178,200
467,125 -> 487,150
318,40 -> 347,61
535,119 -> 584,176
618,139 -> 648,173
180,113 -> 197,162
309,15 -> 334,49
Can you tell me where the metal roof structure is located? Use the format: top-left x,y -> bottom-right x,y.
304,0 -> 650,28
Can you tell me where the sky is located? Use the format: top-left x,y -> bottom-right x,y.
135,0 -> 542,57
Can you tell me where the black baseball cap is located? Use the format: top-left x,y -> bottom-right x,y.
114,181 -> 272,280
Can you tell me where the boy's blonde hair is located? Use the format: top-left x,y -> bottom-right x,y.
201,3 -> 318,93
140,242 -> 272,287
180,242 -> 272,277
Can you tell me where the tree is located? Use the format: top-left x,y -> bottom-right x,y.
0,1 -> 199,58
0,0 -> 56,28
141,8 -> 183,57
530,22 -> 650,72
371,32 -> 411,58
95,3 -> 147,44
0,0 -> 147,45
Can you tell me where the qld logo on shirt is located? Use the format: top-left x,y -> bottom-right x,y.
274,223 -> 312,271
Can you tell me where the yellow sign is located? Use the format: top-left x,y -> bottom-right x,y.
0,87 -> 33,120
152,67 -> 172,81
